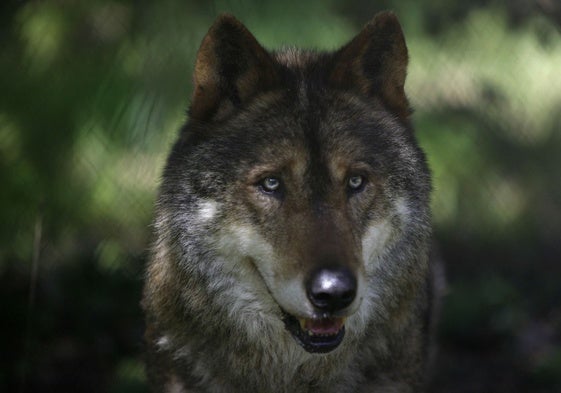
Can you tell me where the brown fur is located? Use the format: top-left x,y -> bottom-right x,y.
191,15 -> 279,120
143,12 -> 439,393
329,13 -> 410,119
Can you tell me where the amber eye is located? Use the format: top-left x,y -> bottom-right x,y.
347,175 -> 365,191
260,177 -> 281,193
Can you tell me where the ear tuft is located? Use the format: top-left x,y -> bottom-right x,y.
330,12 -> 410,120
190,14 -> 279,121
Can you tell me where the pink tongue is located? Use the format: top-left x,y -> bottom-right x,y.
304,318 -> 344,335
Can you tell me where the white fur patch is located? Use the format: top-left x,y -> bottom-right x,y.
197,199 -> 219,222
216,224 -> 313,318
156,335 -> 170,350
395,197 -> 411,222
361,220 -> 392,271
221,224 -> 275,262
274,276 -> 315,317
362,197 -> 411,272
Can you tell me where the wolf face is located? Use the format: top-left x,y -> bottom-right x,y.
144,12 -> 434,392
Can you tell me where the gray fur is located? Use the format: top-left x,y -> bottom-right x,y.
143,12 -> 440,393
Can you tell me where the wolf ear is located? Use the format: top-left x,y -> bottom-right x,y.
330,12 -> 410,119
189,14 -> 279,121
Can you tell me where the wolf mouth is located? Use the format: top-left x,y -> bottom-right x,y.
282,312 -> 346,354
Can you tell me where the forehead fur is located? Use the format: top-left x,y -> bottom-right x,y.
273,47 -> 321,69
166,18 -> 428,200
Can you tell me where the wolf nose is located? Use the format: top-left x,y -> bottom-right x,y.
306,268 -> 357,312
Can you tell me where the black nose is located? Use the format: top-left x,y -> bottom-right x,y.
306,267 -> 357,312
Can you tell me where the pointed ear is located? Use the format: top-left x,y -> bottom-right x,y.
330,12 -> 410,119
190,14 -> 279,121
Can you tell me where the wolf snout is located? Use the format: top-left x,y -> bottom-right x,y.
306,267 -> 357,313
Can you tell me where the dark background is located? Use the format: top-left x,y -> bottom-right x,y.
2,0 -> 561,392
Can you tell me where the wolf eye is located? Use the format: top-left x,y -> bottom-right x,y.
259,177 -> 281,193
347,175 -> 365,191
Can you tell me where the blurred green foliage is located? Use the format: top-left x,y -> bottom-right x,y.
1,0 -> 560,392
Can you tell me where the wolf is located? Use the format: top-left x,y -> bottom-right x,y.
143,11 -> 440,393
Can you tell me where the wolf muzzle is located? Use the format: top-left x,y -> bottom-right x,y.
282,267 -> 358,354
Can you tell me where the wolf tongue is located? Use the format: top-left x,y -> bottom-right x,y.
304,318 -> 344,336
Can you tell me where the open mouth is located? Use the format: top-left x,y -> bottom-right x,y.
282,312 -> 346,354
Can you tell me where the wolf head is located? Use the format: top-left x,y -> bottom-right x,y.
152,13 -> 431,356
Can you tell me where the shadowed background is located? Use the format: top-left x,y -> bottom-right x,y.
1,0 -> 560,392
